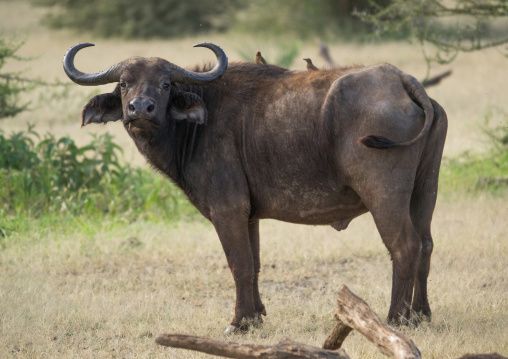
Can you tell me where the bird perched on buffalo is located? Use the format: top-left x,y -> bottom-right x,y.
254,51 -> 267,65
303,58 -> 319,71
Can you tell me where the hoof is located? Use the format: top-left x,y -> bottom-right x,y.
399,316 -> 410,326
411,309 -> 432,324
224,325 -> 239,335
243,316 -> 263,328
224,317 -> 263,335
387,315 -> 410,327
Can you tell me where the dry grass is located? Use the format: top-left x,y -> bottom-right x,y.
1,199 -> 507,358
1,1 -> 507,358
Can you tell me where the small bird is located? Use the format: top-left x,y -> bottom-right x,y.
303,58 -> 319,71
254,51 -> 267,65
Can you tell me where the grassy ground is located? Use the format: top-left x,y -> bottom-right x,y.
1,198 -> 507,358
1,1 -> 507,358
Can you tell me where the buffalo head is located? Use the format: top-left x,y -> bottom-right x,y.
63,43 -> 228,133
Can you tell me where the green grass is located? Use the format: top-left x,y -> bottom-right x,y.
439,150 -> 508,196
439,109 -> 508,197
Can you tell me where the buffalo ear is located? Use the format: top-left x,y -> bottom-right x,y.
81,86 -> 123,127
170,91 -> 208,124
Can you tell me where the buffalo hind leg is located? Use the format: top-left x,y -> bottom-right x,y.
410,218 -> 433,322
409,100 -> 447,323
409,158 -> 441,322
370,202 -> 422,325
249,219 -> 266,322
212,210 -> 257,334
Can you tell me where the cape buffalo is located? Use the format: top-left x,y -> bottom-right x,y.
63,42 -> 447,333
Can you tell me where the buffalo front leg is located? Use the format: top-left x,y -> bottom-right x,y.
212,211 -> 257,334
409,106 -> 446,323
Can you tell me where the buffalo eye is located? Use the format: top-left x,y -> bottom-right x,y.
120,82 -> 127,90
162,83 -> 170,90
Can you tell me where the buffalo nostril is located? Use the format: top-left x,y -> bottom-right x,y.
128,103 -> 135,112
147,104 -> 155,113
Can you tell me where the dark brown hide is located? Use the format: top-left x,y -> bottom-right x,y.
64,45 -> 447,332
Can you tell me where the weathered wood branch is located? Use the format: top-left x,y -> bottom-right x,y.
323,320 -> 353,350
334,285 -> 421,359
457,354 -> 508,359
156,285 -> 507,359
155,334 -> 351,359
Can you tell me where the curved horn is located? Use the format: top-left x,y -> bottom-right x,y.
63,43 -> 123,86
169,42 -> 228,85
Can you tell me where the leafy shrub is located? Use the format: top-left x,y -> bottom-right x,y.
0,126 -> 197,220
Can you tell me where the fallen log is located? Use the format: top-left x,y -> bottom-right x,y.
323,320 -> 352,351
331,285 -> 421,359
155,334 -> 350,359
155,285 -> 507,359
458,354 -> 508,359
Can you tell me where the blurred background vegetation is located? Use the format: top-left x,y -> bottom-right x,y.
0,0 -> 507,227
29,0 -> 508,69
31,0 -> 391,40
30,0 -> 508,48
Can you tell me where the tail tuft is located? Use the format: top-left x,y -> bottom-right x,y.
358,135 -> 399,150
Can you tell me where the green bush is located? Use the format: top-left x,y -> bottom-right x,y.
0,126 -> 196,220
